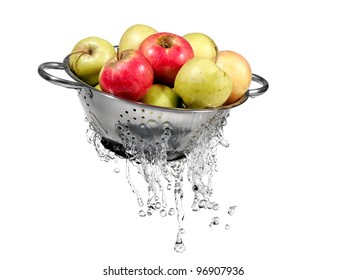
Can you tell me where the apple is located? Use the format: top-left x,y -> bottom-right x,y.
140,84 -> 183,108
138,32 -> 194,87
174,57 -> 232,109
216,50 -> 252,105
118,23 -> 157,52
183,32 -> 218,61
69,36 -> 116,86
98,49 -> 154,101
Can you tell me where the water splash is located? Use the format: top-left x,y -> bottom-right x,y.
187,111 -> 229,213
85,110 -> 231,252
86,122 -> 118,164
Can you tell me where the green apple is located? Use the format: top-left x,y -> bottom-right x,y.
216,50 -> 252,105
69,36 -> 116,86
141,84 -> 183,108
183,32 -> 218,61
174,57 -> 232,109
118,24 -> 157,52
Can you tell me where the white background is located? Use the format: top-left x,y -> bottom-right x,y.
1,0 -> 346,279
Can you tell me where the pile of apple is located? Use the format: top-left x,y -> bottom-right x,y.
69,24 -> 252,109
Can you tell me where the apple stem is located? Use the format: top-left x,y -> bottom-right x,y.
158,36 -> 174,48
116,46 -> 120,61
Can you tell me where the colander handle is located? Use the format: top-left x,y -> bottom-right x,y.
38,62 -> 84,89
248,74 -> 269,97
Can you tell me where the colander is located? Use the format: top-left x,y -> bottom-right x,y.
38,55 -> 268,160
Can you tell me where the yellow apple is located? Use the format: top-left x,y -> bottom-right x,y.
216,50 -> 252,105
141,84 -> 183,108
69,36 -> 116,86
183,32 -> 218,61
118,24 -> 157,52
174,57 -> 232,109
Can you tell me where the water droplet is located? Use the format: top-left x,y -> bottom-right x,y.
174,241 -> 186,253
174,225 -> 186,253
212,203 -> 220,211
228,206 -> 237,216
147,207 -> 154,216
168,208 -> 175,216
114,168 -> 120,173
155,201 -> 161,209
139,210 -> 146,217
162,200 -> 167,209
225,224 -> 230,230
209,217 -> 220,227
167,183 -> 172,190
160,209 -> 167,217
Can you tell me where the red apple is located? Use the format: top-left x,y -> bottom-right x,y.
99,49 -> 154,101
138,32 -> 194,87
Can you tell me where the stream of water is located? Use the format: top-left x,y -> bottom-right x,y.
85,111 -> 235,252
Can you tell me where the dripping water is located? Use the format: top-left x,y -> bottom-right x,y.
85,110 -> 231,252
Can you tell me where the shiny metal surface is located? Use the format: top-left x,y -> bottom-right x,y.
38,56 -> 268,160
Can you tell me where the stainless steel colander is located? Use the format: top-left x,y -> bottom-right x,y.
38,55 -> 268,160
